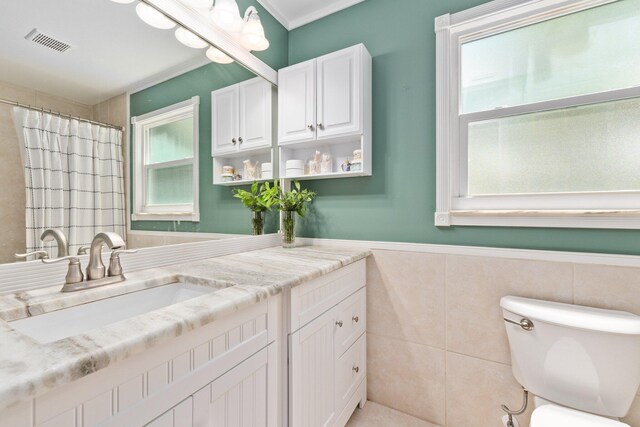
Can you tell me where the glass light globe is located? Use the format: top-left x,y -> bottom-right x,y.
175,27 -> 208,49
180,0 -> 214,8
240,12 -> 269,51
210,0 -> 243,34
206,46 -> 234,64
136,3 -> 176,30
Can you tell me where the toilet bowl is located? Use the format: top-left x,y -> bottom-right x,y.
531,404 -> 628,427
501,296 -> 640,426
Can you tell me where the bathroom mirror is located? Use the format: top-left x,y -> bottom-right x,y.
0,0 -> 279,264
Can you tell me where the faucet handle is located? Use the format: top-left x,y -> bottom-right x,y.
15,250 -> 49,261
42,256 -> 84,286
77,246 -> 90,255
108,249 -> 138,277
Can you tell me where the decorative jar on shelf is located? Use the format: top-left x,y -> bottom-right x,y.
281,210 -> 296,248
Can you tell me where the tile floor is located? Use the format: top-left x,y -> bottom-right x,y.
346,401 -> 440,427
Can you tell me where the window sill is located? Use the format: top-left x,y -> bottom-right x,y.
131,212 -> 200,223
435,210 -> 640,229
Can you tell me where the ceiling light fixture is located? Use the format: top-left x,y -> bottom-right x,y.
240,7 -> 269,51
210,0 -> 243,35
206,46 -> 234,64
135,3 -> 176,30
175,27 -> 208,49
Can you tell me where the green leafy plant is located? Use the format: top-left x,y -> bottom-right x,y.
274,179 -> 316,217
232,181 -> 278,212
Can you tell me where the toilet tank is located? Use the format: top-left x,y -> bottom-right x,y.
501,296 -> 640,418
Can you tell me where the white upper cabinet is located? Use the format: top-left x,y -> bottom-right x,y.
278,60 -> 316,145
212,77 -> 272,156
317,47 -> 362,140
212,85 -> 239,155
278,44 -> 370,146
239,78 -> 273,151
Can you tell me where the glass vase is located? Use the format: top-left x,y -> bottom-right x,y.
281,210 -> 296,248
252,211 -> 265,236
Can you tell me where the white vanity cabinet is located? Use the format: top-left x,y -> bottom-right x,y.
277,44 -> 372,180
148,346 -> 274,427
1,296 -> 282,427
212,77 -> 273,156
287,259 -> 367,427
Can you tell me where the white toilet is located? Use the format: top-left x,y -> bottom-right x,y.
501,296 -> 640,426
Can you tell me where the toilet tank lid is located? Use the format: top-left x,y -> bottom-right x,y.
501,296 -> 640,335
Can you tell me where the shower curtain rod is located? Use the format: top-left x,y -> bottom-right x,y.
0,97 -> 125,131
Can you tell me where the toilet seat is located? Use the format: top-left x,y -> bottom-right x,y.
531,405 -> 629,427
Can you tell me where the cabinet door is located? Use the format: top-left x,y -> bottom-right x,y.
145,397 -> 192,427
289,307 -> 337,427
212,85 -> 239,155
316,46 -> 362,140
278,59 -> 316,145
239,78 -> 272,151
192,348 -> 270,427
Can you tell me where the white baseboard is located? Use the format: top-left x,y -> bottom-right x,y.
296,237 -> 640,268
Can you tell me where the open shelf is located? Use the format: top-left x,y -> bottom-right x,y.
279,136 -> 370,180
283,171 -> 368,181
215,178 -> 272,187
212,149 -> 275,186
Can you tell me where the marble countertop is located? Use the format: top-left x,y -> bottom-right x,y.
0,245 -> 370,412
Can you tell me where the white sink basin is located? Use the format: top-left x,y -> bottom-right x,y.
9,282 -> 216,343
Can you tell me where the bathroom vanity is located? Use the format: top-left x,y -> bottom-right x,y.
0,246 -> 369,427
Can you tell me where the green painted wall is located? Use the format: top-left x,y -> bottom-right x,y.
130,0 -> 286,235
288,0 -> 640,255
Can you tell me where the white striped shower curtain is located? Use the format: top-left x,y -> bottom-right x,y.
12,107 -> 126,258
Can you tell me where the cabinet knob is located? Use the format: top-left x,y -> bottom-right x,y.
239,137 -> 243,144
307,124 -> 314,131
317,123 -> 324,130
352,316 -> 359,323
336,320 -> 343,328
352,366 -> 359,373
232,138 -> 237,145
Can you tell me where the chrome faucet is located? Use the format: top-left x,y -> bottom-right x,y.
42,232 -> 136,292
41,228 -> 69,257
86,232 -> 126,280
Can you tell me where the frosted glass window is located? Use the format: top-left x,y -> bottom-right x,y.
461,0 -> 640,114
467,97 -> 640,195
131,97 -> 199,220
147,118 -> 194,164
147,165 -> 194,205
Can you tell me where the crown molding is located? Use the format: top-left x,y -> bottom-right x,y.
257,0 -> 366,31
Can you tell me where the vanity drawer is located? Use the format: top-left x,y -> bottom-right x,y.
335,287 -> 366,357
289,259 -> 366,333
335,333 -> 366,416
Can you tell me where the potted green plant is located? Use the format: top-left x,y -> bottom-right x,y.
232,181 -> 278,235
274,180 -> 316,248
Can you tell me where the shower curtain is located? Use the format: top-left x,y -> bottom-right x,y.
12,107 -> 126,258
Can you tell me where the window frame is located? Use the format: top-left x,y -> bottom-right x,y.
435,0 -> 640,229
131,96 -> 200,222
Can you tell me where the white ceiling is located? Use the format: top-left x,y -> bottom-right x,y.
257,0 -> 366,30
0,0 -> 210,105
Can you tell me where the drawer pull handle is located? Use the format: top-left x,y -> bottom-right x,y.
336,320 -> 343,327
352,366 -> 359,373
352,316 -> 359,323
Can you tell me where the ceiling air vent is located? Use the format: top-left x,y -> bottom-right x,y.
24,28 -> 71,53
